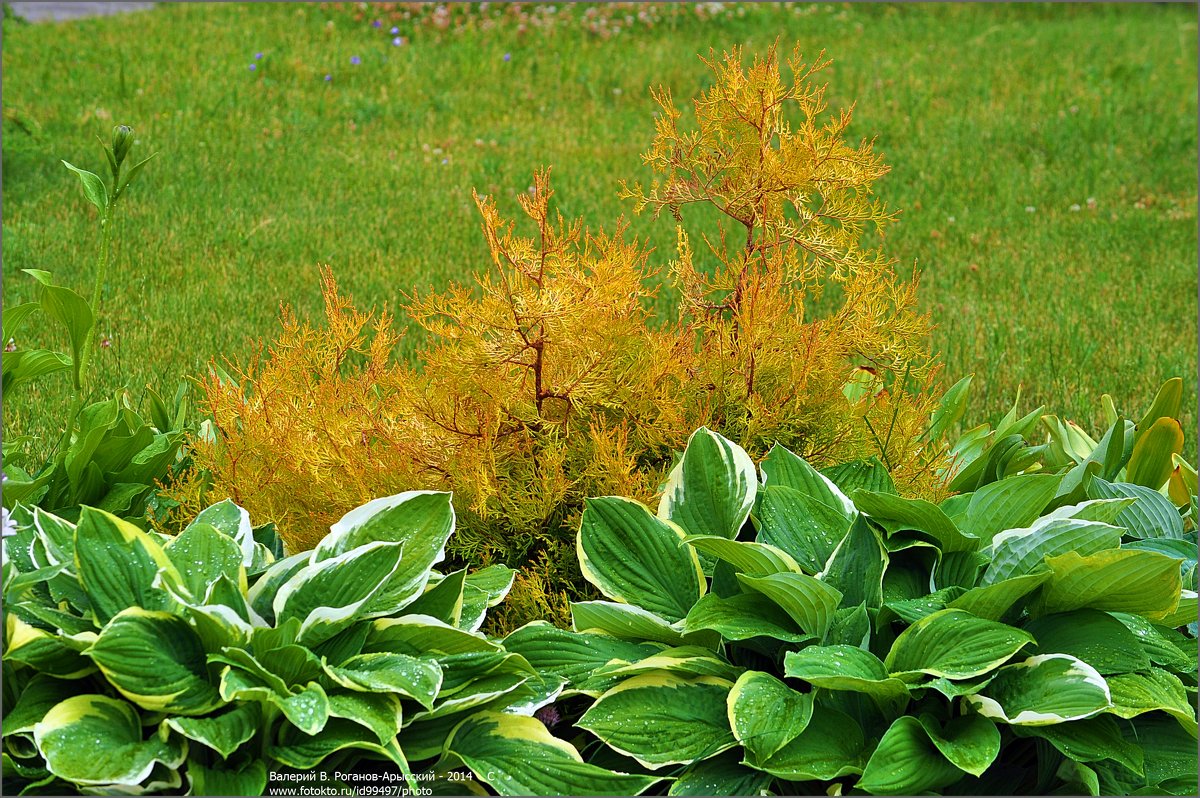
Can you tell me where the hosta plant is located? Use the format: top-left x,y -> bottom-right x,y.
500,427 -> 1198,796
1,492 -> 653,795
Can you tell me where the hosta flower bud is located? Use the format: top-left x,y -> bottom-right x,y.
111,125 -> 134,167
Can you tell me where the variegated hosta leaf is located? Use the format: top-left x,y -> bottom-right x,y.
446,712 -> 663,796
735,571 -> 842,638
86,608 -> 223,715
658,426 -> 757,540
853,489 -> 981,552
33,695 -> 185,788
817,515 -> 887,609
1035,549 -> 1183,619
576,673 -> 736,769
752,484 -> 851,574
683,535 -> 802,577
367,615 -> 500,657
760,443 -> 856,518
884,608 -> 1034,680
189,498 -> 271,570
325,691 -> 403,745
272,541 -> 405,646
502,621 -> 661,686
570,600 -> 694,646
966,654 -> 1112,726
218,666 -> 330,735
73,507 -> 182,625
753,707 -> 868,781
164,703 -> 260,758
680,591 -> 812,643
164,521 -> 246,602
1023,609 -> 1151,674
946,572 -> 1051,621
186,760 -> 268,798
323,652 -> 442,709
784,645 -> 909,707
1105,668 -> 1197,731
601,646 -> 741,682
266,717 -> 415,790
983,516 -> 1122,585
4,613 -> 95,678
578,496 -> 704,621
727,670 -> 812,762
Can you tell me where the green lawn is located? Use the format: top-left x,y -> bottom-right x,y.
3,2 -> 1197,455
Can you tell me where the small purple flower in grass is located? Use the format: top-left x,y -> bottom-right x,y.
534,704 -> 561,729
249,63 -> 257,71
390,26 -> 399,34
255,52 -> 263,60
393,36 -> 405,46
372,19 -> 381,28
503,52 -> 511,62
350,55 -> 361,65
324,74 -> 332,82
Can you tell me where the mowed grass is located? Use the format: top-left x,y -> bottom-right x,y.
3,2 -> 1197,457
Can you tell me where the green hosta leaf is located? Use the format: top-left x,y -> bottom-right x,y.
186,760 -> 268,798
966,654 -> 1112,726
683,535 -> 801,576
602,646 -> 741,681
367,615 -> 499,657
857,716 -> 971,795
217,666 -> 330,735
826,602 -> 872,647
752,484 -> 852,573
916,713 -> 1002,777
1012,715 -> 1144,776
1108,613 -> 1196,670
1126,713 -> 1199,789
464,564 -> 516,607
87,608 -> 222,715
853,489 -> 980,552
754,707 -> 867,781
33,695 -> 184,787
1105,668 -> 1197,729
983,517 -> 1122,586
1024,610 -> 1151,674
324,652 -> 442,709
667,751 -> 773,796
884,608 -> 1034,679
1088,477 -> 1185,540
1047,497 -> 1138,525
2,348 -> 72,396
190,499 -> 267,571
267,718 -> 411,778
727,670 -> 812,761
273,541 -> 405,645
446,712 -> 662,796
821,456 -> 897,495
761,443 -> 856,517
165,703 -> 260,758
571,601 -> 693,646
22,269 -> 95,390
818,515 -> 887,609
577,673 -> 736,769
503,622 -> 660,686
946,572 -> 1051,621
326,691 -> 402,745
165,521 -> 246,601
680,592 -> 811,643
1036,549 -> 1182,619
74,507 -> 180,624
963,473 -> 1063,544
3,614 -> 95,678
735,571 -> 842,638
784,645 -> 909,706
578,496 -> 704,621
658,427 -> 757,539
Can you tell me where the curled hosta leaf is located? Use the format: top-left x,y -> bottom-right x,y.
1036,549 -> 1183,619
885,609 -> 1034,679
984,517 -> 1122,585
735,571 -> 842,638
659,427 -> 757,540
857,716 -> 971,794
785,645 -> 908,706
165,703 -> 260,758
966,654 -> 1112,726
754,707 -> 868,781
727,670 -> 812,761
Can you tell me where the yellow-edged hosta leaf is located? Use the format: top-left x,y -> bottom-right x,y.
727,670 -> 812,761
966,654 -> 1112,726
735,572 -> 842,638
754,707 -> 868,781
658,427 -> 757,540
983,517 -> 1121,586
885,609 -> 1034,679
74,507 -> 181,625
1036,549 -> 1182,619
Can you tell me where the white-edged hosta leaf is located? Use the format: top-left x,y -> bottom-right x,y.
680,591 -> 811,643
884,608 -> 1033,679
1088,478 -> 1185,539
966,654 -> 1112,726
1011,714 -> 1144,775
273,541 -> 405,646
727,670 -> 812,761
87,608 -> 222,715
316,490 -> 453,560
267,718 -> 412,781
1035,549 -> 1182,619
754,707 -> 867,781
946,572 -> 1051,621
164,703 -> 260,758
577,673 -> 735,768
323,652 -> 442,709
245,551 -> 310,624
983,517 -> 1122,586
578,496 -> 704,621
326,690 -> 403,745
857,716 -> 970,794
735,571 -> 842,638
1043,497 -> 1136,525
853,490 -> 980,552
784,645 -> 909,705
33,695 -> 185,787
502,621 -> 660,686
186,760 -> 268,798
658,427 -> 756,540
760,443 -> 856,517
73,507 -> 181,625
817,515 -> 887,609
464,564 -> 516,608
165,522 -> 246,601
189,498 -> 265,570
601,646 -> 741,681
367,615 -> 499,657
1023,609 -> 1151,674
752,484 -> 852,574
3,614 -> 95,678
570,601 -> 696,647
446,711 -> 663,796
683,535 -> 801,576
405,568 -> 467,626
963,473 -> 1063,544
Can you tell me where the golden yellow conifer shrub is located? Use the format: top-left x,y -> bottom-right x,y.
179,43 -> 946,631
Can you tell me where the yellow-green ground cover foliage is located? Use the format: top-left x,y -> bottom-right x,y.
180,45 -> 943,629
